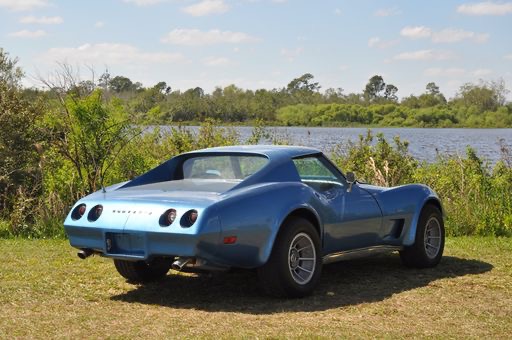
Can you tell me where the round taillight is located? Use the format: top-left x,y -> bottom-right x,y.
160,209 -> 177,227
180,209 -> 198,228
88,204 -> 103,222
189,210 -> 198,224
71,204 -> 87,220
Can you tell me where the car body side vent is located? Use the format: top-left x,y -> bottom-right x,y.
390,219 -> 405,238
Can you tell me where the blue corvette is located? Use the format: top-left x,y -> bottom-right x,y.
64,145 -> 445,297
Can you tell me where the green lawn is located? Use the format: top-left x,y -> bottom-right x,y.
1,237 -> 511,338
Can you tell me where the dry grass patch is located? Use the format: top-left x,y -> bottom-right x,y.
0,237 -> 511,338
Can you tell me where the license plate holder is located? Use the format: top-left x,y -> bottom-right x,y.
105,232 -> 145,257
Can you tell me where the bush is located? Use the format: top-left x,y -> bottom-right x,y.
331,130 -> 417,186
2,123 -> 511,238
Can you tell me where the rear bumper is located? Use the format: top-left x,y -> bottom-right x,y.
65,225 -> 220,262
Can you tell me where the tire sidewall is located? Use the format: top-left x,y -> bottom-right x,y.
273,217 -> 322,297
415,205 -> 445,267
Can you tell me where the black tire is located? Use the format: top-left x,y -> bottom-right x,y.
400,204 -> 445,268
114,257 -> 172,283
257,217 -> 322,298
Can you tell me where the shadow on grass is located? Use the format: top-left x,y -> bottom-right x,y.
111,254 -> 492,314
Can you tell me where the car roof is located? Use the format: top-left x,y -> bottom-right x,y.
120,145 -> 324,191
188,145 -> 321,160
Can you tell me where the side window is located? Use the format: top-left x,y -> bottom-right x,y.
292,156 -> 344,192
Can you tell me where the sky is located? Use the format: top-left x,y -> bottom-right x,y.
1,0 -> 512,99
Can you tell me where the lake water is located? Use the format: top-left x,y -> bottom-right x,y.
177,126 -> 512,164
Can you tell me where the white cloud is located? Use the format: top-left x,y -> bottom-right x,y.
280,47 -> 303,61
122,0 -> 165,6
368,37 -> 399,49
393,49 -> 456,61
457,1 -> 512,15
94,21 -> 105,28
374,7 -> 401,17
40,43 -> 186,65
20,16 -> 63,24
8,29 -> 47,38
182,0 -> 229,16
161,29 -> 259,46
203,56 -> 230,66
431,28 -> 489,43
334,8 -> 342,15
472,68 -> 493,76
0,0 -> 48,11
424,67 -> 466,77
400,26 -> 432,39
401,26 -> 489,44
505,54 -> 512,60
423,67 -> 493,78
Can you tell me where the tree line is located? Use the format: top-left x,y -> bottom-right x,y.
21,64 -> 511,128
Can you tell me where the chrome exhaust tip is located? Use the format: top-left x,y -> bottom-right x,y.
77,249 -> 93,260
171,257 -> 191,271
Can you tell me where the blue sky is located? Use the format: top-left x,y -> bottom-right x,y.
1,0 -> 512,99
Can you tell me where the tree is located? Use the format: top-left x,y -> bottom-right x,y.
401,95 -> 420,108
251,89 -> 278,120
98,69 -> 111,90
363,75 -> 386,102
363,75 -> 398,103
489,78 -> 509,106
110,75 -> 134,93
384,84 -> 398,102
154,81 -> 171,94
455,81 -> 502,113
324,87 -> 345,103
426,82 -> 440,95
39,64 -> 141,194
0,48 -> 23,87
45,89 -> 139,193
285,73 -> 321,105
0,49 -> 44,225
287,73 -> 321,93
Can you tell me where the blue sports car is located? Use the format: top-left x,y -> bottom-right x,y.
64,145 -> 445,297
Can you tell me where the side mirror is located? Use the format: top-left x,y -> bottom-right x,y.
346,172 -> 356,184
346,171 -> 356,192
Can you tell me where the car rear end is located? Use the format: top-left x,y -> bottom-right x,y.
64,188 -> 222,263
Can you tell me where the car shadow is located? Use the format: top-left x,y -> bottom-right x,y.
111,254 -> 493,314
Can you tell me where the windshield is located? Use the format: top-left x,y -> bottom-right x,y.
182,155 -> 268,180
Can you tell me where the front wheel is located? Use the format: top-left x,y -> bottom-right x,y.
114,257 -> 172,283
258,217 -> 322,298
400,204 -> 445,268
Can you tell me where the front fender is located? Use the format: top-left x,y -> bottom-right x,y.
404,194 -> 443,246
371,184 -> 442,246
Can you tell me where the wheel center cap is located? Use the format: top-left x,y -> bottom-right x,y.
290,249 -> 299,268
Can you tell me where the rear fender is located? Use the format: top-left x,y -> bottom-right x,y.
213,182 -> 323,268
264,202 -> 323,262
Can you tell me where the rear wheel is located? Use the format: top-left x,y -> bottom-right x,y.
258,217 -> 322,298
114,257 -> 172,283
400,204 -> 445,268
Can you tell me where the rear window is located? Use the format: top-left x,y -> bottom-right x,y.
182,155 -> 268,180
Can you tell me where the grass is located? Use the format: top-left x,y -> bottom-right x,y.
0,237 -> 511,338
